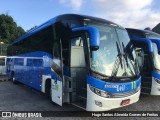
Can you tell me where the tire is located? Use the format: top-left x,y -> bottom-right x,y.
50,86 -> 52,100
45,80 -> 51,99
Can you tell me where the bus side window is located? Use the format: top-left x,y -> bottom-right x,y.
27,59 -> 33,66
70,37 -> 85,68
14,58 -> 24,66
0,57 -> 5,66
135,48 -> 144,72
71,37 -> 83,46
33,59 -> 43,67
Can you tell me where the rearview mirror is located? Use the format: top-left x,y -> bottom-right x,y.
72,26 -> 100,51
130,38 -> 153,53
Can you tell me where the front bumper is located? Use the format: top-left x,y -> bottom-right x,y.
86,84 -> 140,111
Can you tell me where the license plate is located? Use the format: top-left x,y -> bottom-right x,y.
121,99 -> 130,106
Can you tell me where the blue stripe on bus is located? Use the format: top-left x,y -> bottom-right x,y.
87,76 -> 106,89
87,75 -> 141,93
152,71 -> 160,80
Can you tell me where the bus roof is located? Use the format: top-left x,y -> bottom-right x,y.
126,28 -> 160,38
0,56 -> 6,58
13,14 -> 122,44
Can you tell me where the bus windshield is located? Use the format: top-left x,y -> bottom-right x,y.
147,34 -> 160,40
152,43 -> 160,70
87,23 -> 138,77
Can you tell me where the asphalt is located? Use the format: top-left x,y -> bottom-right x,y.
0,81 -> 160,120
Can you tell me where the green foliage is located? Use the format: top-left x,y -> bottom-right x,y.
0,14 -> 25,44
26,25 -> 37,33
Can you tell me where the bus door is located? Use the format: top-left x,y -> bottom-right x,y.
132,40 -> 152,93
69,27 -> 100,109
133,43 -> 152,77
51,40 -> 63,106
69,33 -> 89,109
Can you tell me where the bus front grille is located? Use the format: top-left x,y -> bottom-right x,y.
111,90 -> 139,98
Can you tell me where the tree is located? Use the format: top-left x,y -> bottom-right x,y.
0,14 -> 25,44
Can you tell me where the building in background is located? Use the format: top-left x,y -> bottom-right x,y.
152,23 -> 160,34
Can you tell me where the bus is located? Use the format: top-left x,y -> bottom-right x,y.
0,56 -> 6,75
6,14 -> 141,111
126,28 -> 160,95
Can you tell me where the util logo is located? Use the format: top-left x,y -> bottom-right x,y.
116,85 -> 125,92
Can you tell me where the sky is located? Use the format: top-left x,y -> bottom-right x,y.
0,0 -> 160,31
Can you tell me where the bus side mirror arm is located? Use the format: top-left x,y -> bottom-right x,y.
131,38 -> 153,53
72,26 -> 100,51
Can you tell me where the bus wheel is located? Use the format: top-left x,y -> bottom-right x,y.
45,80 -> 51,99
50,86 -> 52,100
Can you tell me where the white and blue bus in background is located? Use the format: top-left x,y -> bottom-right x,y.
6,14 -> 141,111
0,56 -> 6,75
127,28 -> 160,95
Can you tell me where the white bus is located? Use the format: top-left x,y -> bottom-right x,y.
7,14 -> 141,111
0,56 -> 6,75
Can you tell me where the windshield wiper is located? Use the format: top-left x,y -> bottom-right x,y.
117,42 -> 123,69
111,42 -> 123,77
111,56 -> 120,77
122,42 -> 135,76
122,42 -> 129,68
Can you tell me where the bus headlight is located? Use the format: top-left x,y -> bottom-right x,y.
89,85 -> 111,98
154,78 -> 160,84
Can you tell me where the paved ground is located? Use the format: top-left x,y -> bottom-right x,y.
0,81 -> 160,120
0,81 -> 81,111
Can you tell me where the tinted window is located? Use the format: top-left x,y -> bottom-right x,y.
127,29 -> 145,38
14,58 -> 24,66
27,59 -> 43,67
7,26 -> 54,56
71,37 -> 83,46
147,34 -> 160,40
0,57 -> 5,66
62,20 -> 81,28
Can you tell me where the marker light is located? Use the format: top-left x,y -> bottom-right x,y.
95,100 -> 102,107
